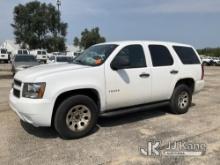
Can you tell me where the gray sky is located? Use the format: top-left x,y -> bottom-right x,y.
0,0 -> 220,48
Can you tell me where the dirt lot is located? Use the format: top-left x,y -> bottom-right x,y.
0,65 -> 220,165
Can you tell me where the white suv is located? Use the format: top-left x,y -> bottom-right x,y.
9,41 -> 205,139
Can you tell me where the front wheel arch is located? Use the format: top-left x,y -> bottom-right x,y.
51,88 -> 101,126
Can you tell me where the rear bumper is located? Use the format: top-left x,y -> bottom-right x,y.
9,90 -> 53,127
194,80 -> 205,94
0,56 -> 8,60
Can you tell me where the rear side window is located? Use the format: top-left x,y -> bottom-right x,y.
23,50 -> 28,54
173,46 -> 200,64
149,45 -> 173,67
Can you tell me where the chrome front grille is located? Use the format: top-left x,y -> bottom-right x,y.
14,79 -> 22,87
13,79 -> 22,98
13,88 -> 20,98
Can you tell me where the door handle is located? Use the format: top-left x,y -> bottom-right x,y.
139,73 -> 150,78
170,70 -> 179,74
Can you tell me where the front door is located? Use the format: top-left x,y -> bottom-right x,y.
105,44 -> 152,110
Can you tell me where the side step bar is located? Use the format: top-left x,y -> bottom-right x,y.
100,101 -> 170,117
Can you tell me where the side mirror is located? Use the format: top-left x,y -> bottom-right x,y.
111,56 -> 130,70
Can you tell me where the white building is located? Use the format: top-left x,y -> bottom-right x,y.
0,40 -> 20,55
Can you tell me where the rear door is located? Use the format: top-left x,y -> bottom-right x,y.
148,44 -> 179,101
105,44 -> 152,110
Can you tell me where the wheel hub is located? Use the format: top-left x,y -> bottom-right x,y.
66,105 -> 91,132
178,91 -> 189,109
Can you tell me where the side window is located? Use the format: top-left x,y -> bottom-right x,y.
173,46 -> 200,64
149,45 -> 174,67
18,50 -> 22,54
23,50 -> 28,54
113,45 -> 146,69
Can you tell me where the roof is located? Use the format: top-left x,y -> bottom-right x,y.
96,40 -> 192,47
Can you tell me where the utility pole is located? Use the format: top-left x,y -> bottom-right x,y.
57,0 -> 61,15
56,0 -> 61,52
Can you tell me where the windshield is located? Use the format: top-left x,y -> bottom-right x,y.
73,44 -> 118,66
23,50 -> 28,54
1,49 -> 7,54
49,56 -> 55,61
57,56 -> 73,63
15,55 -> 37,62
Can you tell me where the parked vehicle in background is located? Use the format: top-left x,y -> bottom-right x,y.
213,57 -> 220,65
16,49 -> 29,55
10,41 -> 205,139
31,49 -> 48,64
47,55 -> 74,64
66,51 -> 82,59
201,56 -> 214,66
11,49 -> 30,61
11,54 -> 39,75
0,48 -> 9,63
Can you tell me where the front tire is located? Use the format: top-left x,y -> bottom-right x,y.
170,84 -> 192,114
54,95 -> 99,139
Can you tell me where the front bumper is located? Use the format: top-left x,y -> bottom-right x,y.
9,90 -> 53,127
0,56 -> 8,60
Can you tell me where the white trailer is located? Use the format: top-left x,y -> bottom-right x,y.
0,48 -> 9,63
30,49 -> 48,64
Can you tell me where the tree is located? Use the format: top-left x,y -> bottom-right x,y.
73,27 -> 106,49
11,1 -> 67,52
197,48 -> 220,57
73,37 -> 80,47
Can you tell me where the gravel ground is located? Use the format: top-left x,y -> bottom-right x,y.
0,65 -> 220,165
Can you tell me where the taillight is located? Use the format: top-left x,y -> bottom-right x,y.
201,64 -> 204,80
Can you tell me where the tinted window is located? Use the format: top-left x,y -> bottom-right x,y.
23,50 -> 28,54
15,56 -> 36,62
113,45 -> 146,69
18,50 -> 22,54
173,46 -> 200,64
37,51 -> 41,55
42,51 -> 46,55
149,45 -> 173,67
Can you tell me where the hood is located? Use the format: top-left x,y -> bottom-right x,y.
14,62 -> 39,69
15,63 -> 90,82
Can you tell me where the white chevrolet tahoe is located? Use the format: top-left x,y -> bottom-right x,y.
9,41 -> 205,139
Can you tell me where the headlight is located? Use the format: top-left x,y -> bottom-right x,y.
22,83 -> 46,99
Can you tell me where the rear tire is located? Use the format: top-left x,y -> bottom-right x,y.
170,84 -> 192,114
54,95 -> 99,139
